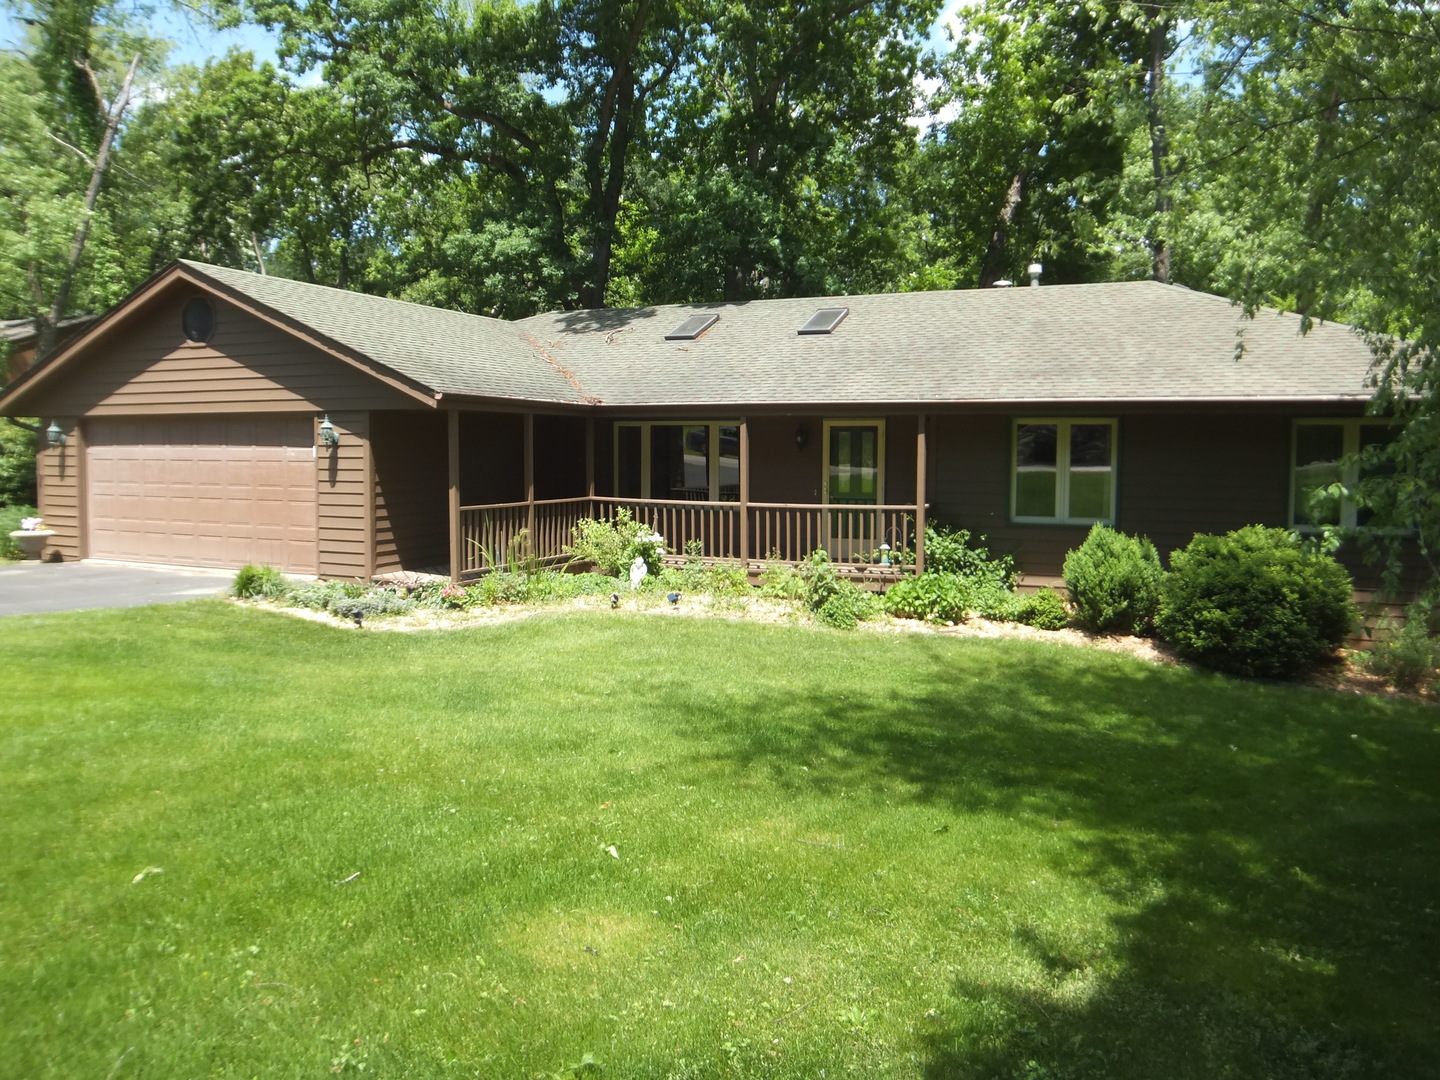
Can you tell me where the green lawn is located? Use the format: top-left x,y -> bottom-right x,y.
2,603 -> 1436,1079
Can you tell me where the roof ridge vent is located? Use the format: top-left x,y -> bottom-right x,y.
798,307 -> 849,335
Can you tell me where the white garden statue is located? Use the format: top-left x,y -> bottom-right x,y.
629,555 -> 648,590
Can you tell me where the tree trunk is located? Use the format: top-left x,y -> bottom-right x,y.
978,170 -> 1026,288
1146,15 -> 1173,284
37,52 -> 140,361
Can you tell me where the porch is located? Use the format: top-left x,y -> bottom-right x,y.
369,410 -> 931,581
454,495 -> 926,579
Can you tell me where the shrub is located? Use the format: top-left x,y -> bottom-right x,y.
758,561 -> 805,600
815,584 -> 882,630
882,572 -> 1017,623
326,586 -> 414,621
1362,602 -> 1439,692
1062,524 -> 1164,635
567,508 -> 665,578
797,550 -> 880,629
231,564 -> 291,600
0,503 -> 39,560
922,525 -> 1016,586
1156,526 -> 1355,679
289,580 -> 365,610
1011,588 -> 1070,630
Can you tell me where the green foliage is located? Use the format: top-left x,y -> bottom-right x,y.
883,572 -> 1019,624
0,503 -> 40,560
1063,524 -> 1164,635
230,563 -> 290,600
757,560 -> 806,601
1362,603 -> 1439,693
1011,588 -> 1070,631
326,586 -> 413,621
797,549 -> 880,630
0,421 -> 38,507
567,508 -> 664,578
288,579 -> 366,610
1156,526 -> 1356,679
921,524 -> 1016,586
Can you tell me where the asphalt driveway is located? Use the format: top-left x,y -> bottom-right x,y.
0,561 -> 235,616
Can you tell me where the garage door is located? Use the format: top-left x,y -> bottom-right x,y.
86,416 -> 317,573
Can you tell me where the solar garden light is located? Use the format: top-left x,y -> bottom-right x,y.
879,543 -> 891,566
45,420 -> 66,447
318,414 -> 339,447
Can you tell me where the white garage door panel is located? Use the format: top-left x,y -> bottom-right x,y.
87,416 -> 317,573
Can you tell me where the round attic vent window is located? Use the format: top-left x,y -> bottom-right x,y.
182,297 -> 215,342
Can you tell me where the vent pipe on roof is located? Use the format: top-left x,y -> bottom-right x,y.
1028,263 -> 1043,287
991,279 -> 1014,288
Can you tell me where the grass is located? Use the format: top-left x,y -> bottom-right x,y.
1,603 -> 1437,1079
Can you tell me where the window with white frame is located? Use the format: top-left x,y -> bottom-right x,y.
614,421 -> 740,501
1012,418 -> 1117,524
1291,419 -> 1395,528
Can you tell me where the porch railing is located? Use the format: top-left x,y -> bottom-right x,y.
457,496 -> 920,577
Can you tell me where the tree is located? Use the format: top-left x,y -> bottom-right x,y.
0,1 -> 161,358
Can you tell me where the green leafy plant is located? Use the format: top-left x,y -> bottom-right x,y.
797,549 -> 880,629
326,586 -> 414,621
567,508 -> 664,578
1062,524 -> 1164,635
1156,526 -> 1356,679
1010,588 -> 1070,631
921,524 -> 1016,586
758,560 -> 806,600
231,564 -> 291,600
1362,602 -> 1439,692
0,503 -> 39,560
883,572 -> 1019,623
289,580 -> 366,610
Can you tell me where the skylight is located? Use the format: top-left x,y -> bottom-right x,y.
664,314 -> 719,341
798,307 -> 849,335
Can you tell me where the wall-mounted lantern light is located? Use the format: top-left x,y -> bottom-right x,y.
45,420 -> 66,447
318,415 -> 339,448
794,425 -> 808,451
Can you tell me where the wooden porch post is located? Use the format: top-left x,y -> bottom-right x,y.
448,409 -> 461,583
915,414 -> 927,574
738,417 -> 750,567
524,412 -> 536,543
585,415 -> 595,504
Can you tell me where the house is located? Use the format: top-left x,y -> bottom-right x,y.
0,259 -> 1407,593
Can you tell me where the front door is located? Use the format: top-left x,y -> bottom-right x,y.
824,421 -> 884,560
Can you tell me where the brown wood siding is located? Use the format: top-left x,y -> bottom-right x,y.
927,409 -> 1419,593
35,418 -> 81,560
372,410 -> 448,573
25,292 -> 415,418
317,411 -> 373,579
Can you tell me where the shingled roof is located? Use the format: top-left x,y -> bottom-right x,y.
518,282 -> 1376,405
5,261 -> 1380,410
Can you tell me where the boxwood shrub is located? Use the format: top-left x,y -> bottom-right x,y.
1062,524 -> 1163,635
1155,526 -> 1355,679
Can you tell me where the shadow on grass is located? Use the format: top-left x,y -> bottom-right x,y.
661,637 -> 1440,1079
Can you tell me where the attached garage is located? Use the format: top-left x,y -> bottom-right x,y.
86,416 -> 317,573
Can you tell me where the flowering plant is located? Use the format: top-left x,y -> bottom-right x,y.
19,517 -> 44,532
439,583 -> 469,610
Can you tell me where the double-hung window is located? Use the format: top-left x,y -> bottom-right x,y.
1291,419 -> 1395,528
1012,418 -> 1117,524
614,421 -> 740,501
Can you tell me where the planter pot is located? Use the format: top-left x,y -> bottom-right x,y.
9,529 -> 56,561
